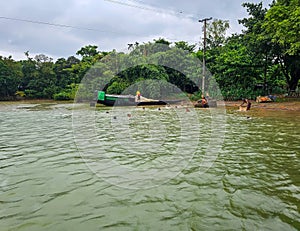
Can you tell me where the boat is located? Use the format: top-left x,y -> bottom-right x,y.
95,91 -> 181,106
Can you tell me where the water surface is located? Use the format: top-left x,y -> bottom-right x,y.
0,102 -> 299,230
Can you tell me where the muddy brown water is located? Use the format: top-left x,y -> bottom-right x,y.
0,102 -> 299,230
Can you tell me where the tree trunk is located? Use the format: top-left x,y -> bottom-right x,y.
288,57 -> 300,91
282,55 -> 300,91
289,70 -> 300,91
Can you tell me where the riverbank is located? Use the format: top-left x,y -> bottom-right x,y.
1,98 -> 300,112
224,100 -> 300,112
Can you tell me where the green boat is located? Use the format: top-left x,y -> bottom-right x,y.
96,91 -> 181,106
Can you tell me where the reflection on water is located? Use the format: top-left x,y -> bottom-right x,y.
0,102 -> 299,230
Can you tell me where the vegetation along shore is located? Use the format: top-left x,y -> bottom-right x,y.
1,1 -> 299,105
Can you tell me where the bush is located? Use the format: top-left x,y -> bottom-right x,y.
53,84 -> 79,100
189,91 -> 203,101
15,91 -> 26,97
53,92 -> 71,100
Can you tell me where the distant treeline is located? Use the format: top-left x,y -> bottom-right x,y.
0,1 -> 299,101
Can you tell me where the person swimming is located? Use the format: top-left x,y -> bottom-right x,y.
240,98 -> 251,111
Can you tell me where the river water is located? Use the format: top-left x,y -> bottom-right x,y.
0,102 -> 299,231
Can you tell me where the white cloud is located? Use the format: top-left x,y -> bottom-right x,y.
0,0 -> 272,60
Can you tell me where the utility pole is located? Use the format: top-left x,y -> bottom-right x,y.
199,17 -> 212,94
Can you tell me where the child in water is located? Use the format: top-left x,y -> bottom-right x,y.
240,99 -> 251,111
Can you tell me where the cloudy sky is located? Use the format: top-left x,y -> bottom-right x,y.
0,0 -> 272,60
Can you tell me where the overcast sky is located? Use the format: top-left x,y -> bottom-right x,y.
0,0 -> 272,60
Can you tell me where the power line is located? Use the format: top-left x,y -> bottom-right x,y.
103,0 -> 206,20
104,0 -> 157,12
0,15 -> 200,44
127,0 -> 192,16
0,16 -> 124,34
0,15 -> 202,51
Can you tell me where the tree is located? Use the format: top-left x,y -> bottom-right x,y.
154,38 -> 171,46
21,53 -> 57,98
76,45 -> 99,58
262,0 -> 300,91
0,56 -> 23,98
211,35 -> 263,99
206,19 -> 230,49
239,2 -> 267,35
152,38 -> 171,53
32,54 -> 56,98
239,2 -> 274,94
53,56 -> 80,89
20,53 -> 38,94
174,41 -> 196,53
72,45 -> 109,85
34,54 -> 52,63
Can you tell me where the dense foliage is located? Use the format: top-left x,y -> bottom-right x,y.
0,0 -> 299,101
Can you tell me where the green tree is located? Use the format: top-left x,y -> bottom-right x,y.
174,41 -> 196,52
53,56 -> 80,89
154,38 -> 171,46
206,19 -> 230,49
130,39 -> 172,57
71,45 -> 109,85
238,2 -> 274,94
262,0 -> 300,91
19,52 -> 37,92
33,54 -> 57,98
76,45 -> 99,58
21,53 -> 57,98
211,35 -> 262,99
0,56 -> 23,98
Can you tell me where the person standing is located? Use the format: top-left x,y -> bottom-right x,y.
136,91 -> 141,102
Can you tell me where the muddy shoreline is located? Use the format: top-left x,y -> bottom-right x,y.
1,98 -> 300,112
224,100 -> 300,112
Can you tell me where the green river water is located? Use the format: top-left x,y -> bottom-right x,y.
0,102 -> 299,231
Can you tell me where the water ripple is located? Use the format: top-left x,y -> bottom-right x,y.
0,103 -> 299,230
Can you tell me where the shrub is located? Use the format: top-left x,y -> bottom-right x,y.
53,92 -> 71,100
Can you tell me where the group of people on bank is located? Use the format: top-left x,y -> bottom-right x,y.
197,94 -> 252,111
136,90 -> 251,111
